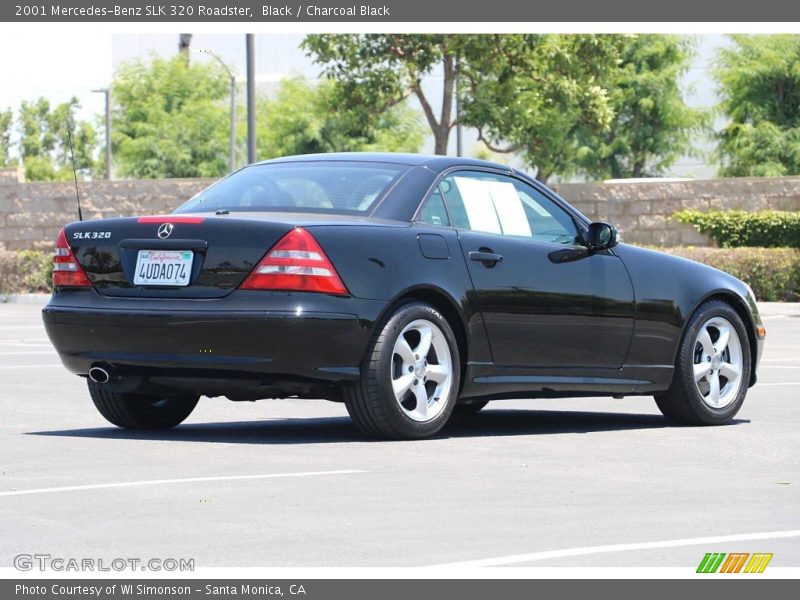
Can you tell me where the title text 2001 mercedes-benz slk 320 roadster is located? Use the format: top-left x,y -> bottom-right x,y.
43,153 -> 766,439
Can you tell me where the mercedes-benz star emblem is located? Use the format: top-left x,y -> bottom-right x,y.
157,223 -> 174,239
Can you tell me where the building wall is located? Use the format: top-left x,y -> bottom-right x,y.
1,175 -> 799,251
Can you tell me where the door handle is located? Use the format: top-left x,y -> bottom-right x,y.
469,250 -> 503,267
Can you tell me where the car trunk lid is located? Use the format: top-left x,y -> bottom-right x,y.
64,215 -> 295,298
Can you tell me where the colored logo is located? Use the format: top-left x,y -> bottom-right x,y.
697,552 -> 773,573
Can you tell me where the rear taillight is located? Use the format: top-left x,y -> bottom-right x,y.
240,227 -> 348,295
53,228 -> 91,288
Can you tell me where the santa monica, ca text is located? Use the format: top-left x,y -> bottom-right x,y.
203,584 -> 307,596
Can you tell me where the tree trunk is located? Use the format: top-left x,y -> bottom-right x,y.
414,52 -> 456,155
437,53 -> 455,155
433,128 -> 450,155
610,159 -> 622,180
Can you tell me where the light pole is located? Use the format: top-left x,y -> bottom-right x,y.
246,34 -> 256,165
197,49 -> 237,173
455,86 -> 463,158
92,87 -> 111,180
455,53 -> 463,158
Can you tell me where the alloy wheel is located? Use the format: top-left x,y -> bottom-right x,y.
692,316 -> 744,409
390,319 -> 453,422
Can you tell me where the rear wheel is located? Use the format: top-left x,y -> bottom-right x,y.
654,300 -> 751,425
345,302 -> 460,439
88,381 -> 199,429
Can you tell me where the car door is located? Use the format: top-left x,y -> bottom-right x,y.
438,169 -> 634,370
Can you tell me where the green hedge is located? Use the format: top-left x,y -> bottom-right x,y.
0,250 -> 52,296
661,247 -> 800,302
673,210 -> 800,248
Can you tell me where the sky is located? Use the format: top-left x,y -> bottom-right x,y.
0,32 -> 729,179
0,31 -> 112,124
0,32 -> 316,124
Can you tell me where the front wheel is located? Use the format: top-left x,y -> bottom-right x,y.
88,381 -> 199,429
654,299 -> 751,425
345,302 -> 460,439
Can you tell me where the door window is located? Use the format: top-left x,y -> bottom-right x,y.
439,171 -> 580,245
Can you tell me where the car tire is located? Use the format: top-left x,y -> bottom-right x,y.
654,299 -> 751,426
453,400 -> 489,415
88,381 -> 199,429
345,302 -> 461,440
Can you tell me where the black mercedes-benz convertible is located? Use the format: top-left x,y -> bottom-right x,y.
42,153 -> 765,439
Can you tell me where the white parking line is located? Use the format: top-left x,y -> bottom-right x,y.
0,469 -> 366,498
432,529 -> 800,567
0,340 -> 53,350
0,364 -> 61,369
758,382 -> 800,387
0,351 -> 56,356
761,358 -> 800,362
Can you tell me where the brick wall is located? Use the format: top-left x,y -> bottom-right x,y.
0,167 -> 24,185
0,178 -> 213,250
553,177 -> 800,246
1,175 -> 800,250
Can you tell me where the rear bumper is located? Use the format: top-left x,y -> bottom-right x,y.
42,289 -> 385,385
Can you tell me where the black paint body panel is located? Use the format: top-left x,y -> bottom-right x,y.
456,230 -> 635,370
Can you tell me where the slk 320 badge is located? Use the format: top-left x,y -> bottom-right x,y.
72,231 -> 111,240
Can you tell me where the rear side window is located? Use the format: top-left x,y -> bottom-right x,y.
176,161 -> 409,215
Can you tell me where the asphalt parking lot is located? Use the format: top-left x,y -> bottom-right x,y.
0,301 -> 798,569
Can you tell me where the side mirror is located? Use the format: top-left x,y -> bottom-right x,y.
586,222 -> 619,251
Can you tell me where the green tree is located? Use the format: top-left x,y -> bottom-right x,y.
111,55 -> 229,179
18,97 -> 96,181
0,108 -> 13,167
576,35 -> 707,179
303,34 -> 629,181
458,34 -> 624,183
302,34 -> 463,155
256,76 -> 425,158
714,35 -> 800,177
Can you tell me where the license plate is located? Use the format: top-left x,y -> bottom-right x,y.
134,250 -> 194,286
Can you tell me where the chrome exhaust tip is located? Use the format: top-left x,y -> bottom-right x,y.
88,366 -> 110,384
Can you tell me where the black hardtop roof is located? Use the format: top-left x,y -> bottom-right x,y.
253,152 -> 514,174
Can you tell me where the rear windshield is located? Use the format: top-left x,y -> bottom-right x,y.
175,161 -> 408,215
